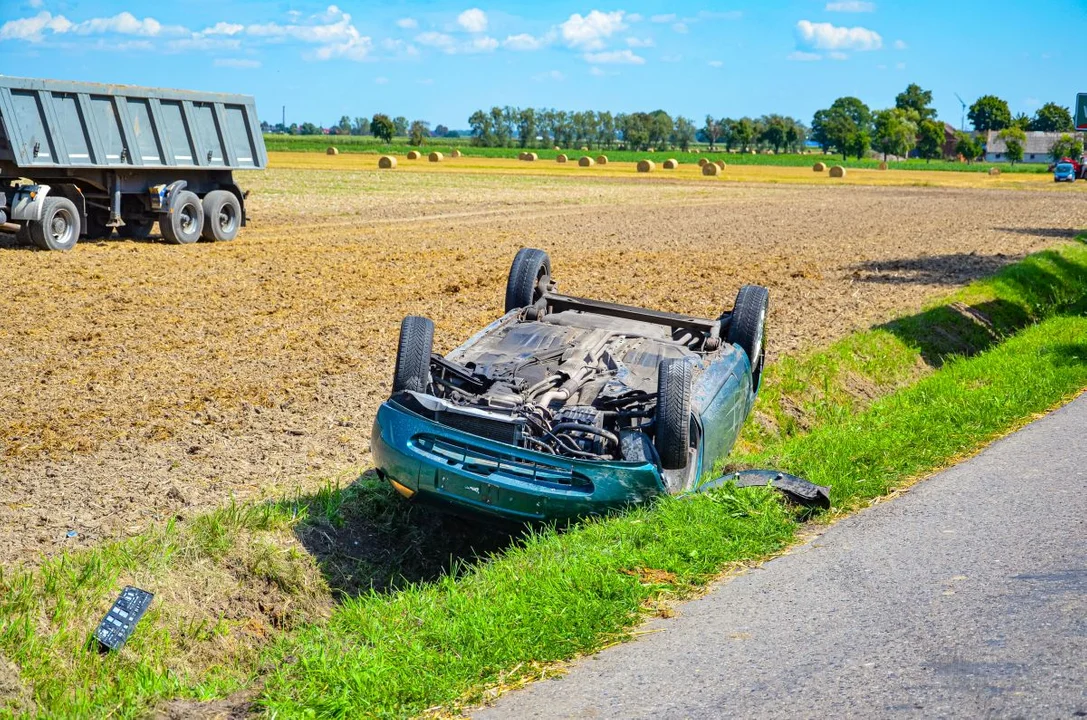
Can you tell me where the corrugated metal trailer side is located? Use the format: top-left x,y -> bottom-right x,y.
0,76 -> 266,251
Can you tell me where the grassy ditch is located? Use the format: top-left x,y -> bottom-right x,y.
2,243 -> 1086,718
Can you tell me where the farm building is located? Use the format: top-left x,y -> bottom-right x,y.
984,130 -> 1085,164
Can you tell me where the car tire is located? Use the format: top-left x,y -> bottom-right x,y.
728,284 -> 770,393
160,190 -> 204,245
504,248 -> 551,312
29,196 -> 81,251
200,190 -> 241,242
655,358 -> 693,470
392,315 -> 434,393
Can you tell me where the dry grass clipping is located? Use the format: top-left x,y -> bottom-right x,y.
428,152 -> 444,162
663,159 -> 678,169
377,155 -> 397,169
556,154 -> 568,163
829,165 -> 846,178
578,156 -> 595,167
637,159 -> 655,173
325,147 -> 339,156
596,155 -> 609,165
702,162 -> 721,176
813,162 -> 826,172
406,150 -> 421,160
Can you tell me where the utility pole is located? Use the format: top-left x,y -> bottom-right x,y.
282,105 -> 286,128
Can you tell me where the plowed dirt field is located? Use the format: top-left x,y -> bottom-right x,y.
2,155 -> 1085,564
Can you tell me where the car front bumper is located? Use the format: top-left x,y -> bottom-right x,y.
371,400 -> 667,522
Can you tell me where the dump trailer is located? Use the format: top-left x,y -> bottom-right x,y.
0,76 -> 266,251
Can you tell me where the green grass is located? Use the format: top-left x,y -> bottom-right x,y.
263,134 -> 1049,174
2,243 -> 1086,718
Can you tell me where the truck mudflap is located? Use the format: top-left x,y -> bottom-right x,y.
695,470 -> 831,509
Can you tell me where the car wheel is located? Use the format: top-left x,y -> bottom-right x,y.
29,196 -> 81,251
200,190 -> 242,242
160,190 -> 204,245
728,284 -> 770,393
505,248 -> 551,312
655,358 -> 693,470
393,315 -> 434,393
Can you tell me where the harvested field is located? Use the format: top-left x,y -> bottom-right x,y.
1,153 -> 1085,564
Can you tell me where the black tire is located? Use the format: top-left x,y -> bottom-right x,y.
727,285 -> 770,393
118,216 -> 155,240
655,358 -> 693,470
160,190 -> 204,245
200,190 -> 241,242
504,248 -> 551,312
14,223 -> 33,247
29,196 -> 80,251
83,209 -> 113,240
392,315 -> 434,393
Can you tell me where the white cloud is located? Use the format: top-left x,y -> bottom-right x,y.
167,36 -> 240,52
893,39 -> 907,49
72,12 -> 180,37
626,36 -> 653,47
584,49 -> 644,64
457,8 -> 488,33
533,69 -> 565,81
660,53 -> 682,62
28,0 -> 43,7
203,22 -> 244,36
0,11 -> 72,41
417,78 -> 434,85
828,51 -> 848,60
560,10 -> 626,50
672,22 -> 689,33
469,35 -> 498,52
894,61 -> 905,70
796,20 -> 881,51
787,50 -> 822,61
589,66 -> 608,76
825,1 -> 875,11
396,17 -> 418,30
650,14 -> 676,23
416,31 -> 456,51
708,59 -> 723,67
375,76 -> 389,84
214,57 -> 261,68
504,32 -> 547,50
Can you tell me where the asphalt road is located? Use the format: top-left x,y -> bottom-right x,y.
475,394 -> 1087,719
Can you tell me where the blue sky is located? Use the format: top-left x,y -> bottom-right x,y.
1,0 -> 1084,130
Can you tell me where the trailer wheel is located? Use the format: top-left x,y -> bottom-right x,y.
29,196 -> 80,251
161,191 -> 204,245
392,316 -> 434,394
200,190 -> 241,242
655,358 -> 693,470
119,216 -> 155,240
14,223 -> 33,247
83,210 -> 113,240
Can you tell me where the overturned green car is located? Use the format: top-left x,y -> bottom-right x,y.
371,248 -> 768,523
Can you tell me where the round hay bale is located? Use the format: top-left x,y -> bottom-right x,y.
702,162 -> 721,177
878,161 -> 888,170
554,145 -> 561,151
715,160 -> 726,170
524,152 -> 538,161
596,155 -> 608,165
450,149 -> 462,158
580,146 -> 589,151
813,162 -> 827,172
377,155 -> 397,169
663,159 -> 678,169
646,148 -> 655,153
988,167 -> 1001,176
326,146 -> 339,155
578,156 -> 595,167
428,151 -> 444,162
829,165 -> 846,178
406,150 -> 421,160
556,154 -> 568,163
698,157 -> 709,167
636,159 -> 655,173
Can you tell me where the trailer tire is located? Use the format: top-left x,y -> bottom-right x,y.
161,190 -> 204,245
655,358 -> 693,470
392,316 -> 434,394
14,223 -> 33,247
29,196 -> 81,251
83,210 -> 113,240
200,190 -> 241,242
505,248 -> 551,312
727,285 -> 769,393
119,216 -> 155,240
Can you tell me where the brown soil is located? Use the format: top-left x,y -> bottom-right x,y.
1,168 -> 1084,566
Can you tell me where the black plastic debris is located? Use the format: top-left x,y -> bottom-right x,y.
698,470 -> 831,509
94,586 -> 153,652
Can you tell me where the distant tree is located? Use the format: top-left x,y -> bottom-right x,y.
445,130 -> 461,138
490,107 -> 511,146
894,83 -> 937,121
968,95 -> 1012,132
998,126 -> 1026,164
260,120 -> 271,132
819,97 -> 872,159
734,117 -> 756,152
288,123 -> 299,135
409,119 -> 430,145
370,114 -> 395,143
916,119 -> 945,162
719,118 -> 737,152
337,115 -> 352,135
573,110 -> 597,148
1030,102 -> 1074,132
596,111 -> 616,149
703,115 -> 722,150
299,122 -> 320,135
673,116 -> 696,151
810,109 -> 831,153
392,116 -> 409,136
352,116 -> 369,135
648,110 -> 672,149
1011,112 -> 1032,131
759,114 -> 788,153
620,112 -> 652,150
502,106 -> 519,146
516,108 -> 537,148
872,108 -> 917,160
784,118 -> 806,153
955,131 -> 981,163
1049,133 -> 1084,162
434,124 -> 449,137
468,109 -> 495,146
